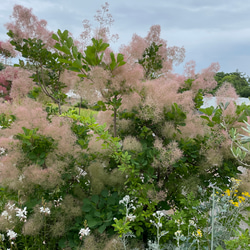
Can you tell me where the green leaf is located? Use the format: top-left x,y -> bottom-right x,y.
72,46 -> 78,59
109,52 -> 116,70
91,195 -> 99,204
107,196 -> 116,206
58,58 -> 72,64
66,37 -> 73,48
99,42 -> 109,52
61,45 -> 71,55
98,224 -> 107,234
106,211 -> 113,221
82,204 -> 92,212
199,106 -> 214,116
94,211 -> 101,217
52,33 -> 59,42
86,216 -> 102,228
61,30 -> 69,40
72,59 -> 82,69
40,152 -> 46,158
215,246 -> 224,250
101,189 -> 109,198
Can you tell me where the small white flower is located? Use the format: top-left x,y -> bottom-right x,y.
7,202 -> 15,211
175,219 -> 184,225
174,230 -> 182,237
1,210 -> 9,218
7,230 -> 17,240
40,207 -> 50,215
0,147 -> 5,155
189,219 -> 195,226
16,207 -> 27,222
119,195 -> 130,205
76,167 -> 87,182
157,222 -> 162,228
140,174 -> 144,183
155,211 -> 165,218
54,197 -> 63,207
79,227 -> 90,240
1,210 -> 12,221
18,174 -> 25,182
127,214 -> 136,222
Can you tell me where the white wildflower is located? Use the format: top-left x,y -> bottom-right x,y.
0,147 -> 5,155
40,207 -> 50,215
119,195 -> 130,205
18,174 -> 25,182
7,230 -> 17,240
175,219 -> 184,225
79,227 -> 90,240
155,211 -> 165,218
85,180 -> 90,186
157,222 -> 162,228
76,167 -> 87,182
1,210 -> 12,221
15,207 -> 27,222
54,197 -> 63,207
189,219 -> 195,226
174,230 -> 182,237
140,173 -> 144,183
6,202 -> 15,211
127,214 -> 136,222
1,210 -> 9,219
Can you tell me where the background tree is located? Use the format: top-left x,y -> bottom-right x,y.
213,71 -> 250,97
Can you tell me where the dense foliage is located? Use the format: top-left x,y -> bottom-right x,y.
213,71 -> 250,97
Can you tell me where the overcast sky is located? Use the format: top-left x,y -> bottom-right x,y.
1,0 -> 250,76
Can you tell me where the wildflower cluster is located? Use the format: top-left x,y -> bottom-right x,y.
54,197 -> 63,208
40,207 -> 50,215
112,195 -> 137,239
222,178 -> 250,208
174,219 -> 185,247
76,167 -> 87,182
149,211 -> 168,248
119,195 -> 136,222
1,202 -> 27,223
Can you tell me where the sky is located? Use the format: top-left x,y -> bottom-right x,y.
1,0 -> 250,76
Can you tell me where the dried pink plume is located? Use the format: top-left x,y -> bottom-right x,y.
4,5 -> 55,49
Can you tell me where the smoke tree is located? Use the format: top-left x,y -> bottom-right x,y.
4,4 -> 54,49
0,3 -> 249,249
